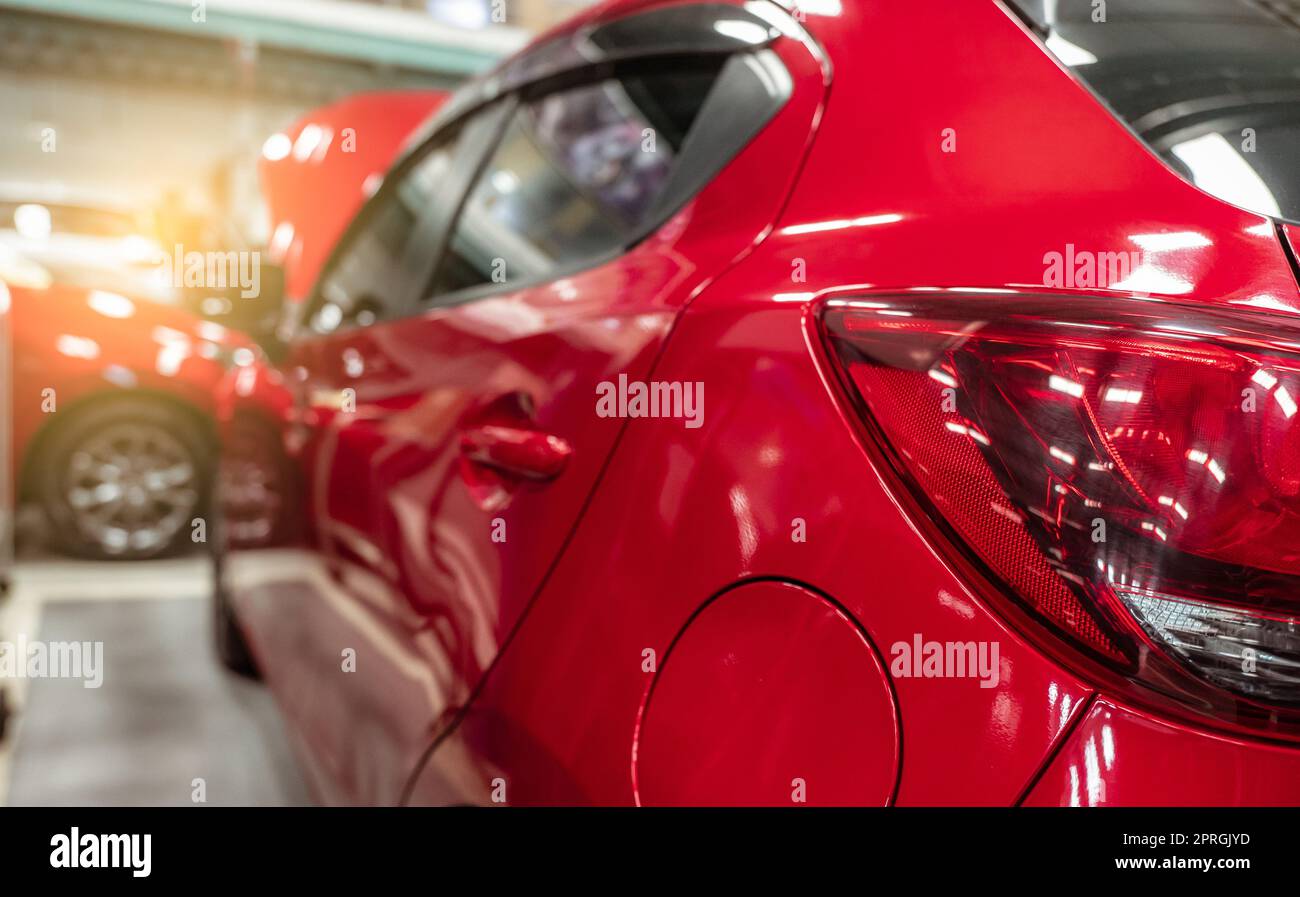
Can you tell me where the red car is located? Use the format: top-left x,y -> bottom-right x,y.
5,266 -> 254,559
214,0 -> 1300,805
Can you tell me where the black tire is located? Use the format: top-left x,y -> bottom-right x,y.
212,546 -> 259,678
34,396 -> 211,560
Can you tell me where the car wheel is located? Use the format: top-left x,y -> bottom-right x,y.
37,397 -> 210,560
218,413 -> 297,548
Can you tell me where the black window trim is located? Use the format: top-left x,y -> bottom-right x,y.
389,98 -> 516,314
420,2 -> 785,143
294,98 -> 513,338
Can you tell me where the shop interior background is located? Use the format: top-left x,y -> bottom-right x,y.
0,0 -> 597,807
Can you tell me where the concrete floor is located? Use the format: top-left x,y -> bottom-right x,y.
0,555 -> 310,806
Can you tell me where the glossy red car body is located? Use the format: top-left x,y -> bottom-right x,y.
8,279 -> 242,521
215,0 -> 1300,805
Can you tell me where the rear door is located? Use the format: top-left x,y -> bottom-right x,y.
284,1 -> 825,804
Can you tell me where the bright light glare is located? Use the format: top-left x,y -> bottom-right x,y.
491,170 -> 520,194
1049,375 -> 1085,398
944,421 -> 990,445
56,334 -> 99,359
781,213 -> 903,236
1186,449 -> 1227,484
1049,445 -> 1077,465
196,320 -> 228,343
87,290 -> 135,319
262,133 -> 292,162
1252,369 -> 1279,389
13,203 -> 52,239
713,19 -> 773,44
1129,231 -> 1212,252
1045,32 -> 1097,66
1276,385 -> 1298,419
1171,133 -> 1282,218
293,124 -> 325,162
269,221 -> 295,261
1103,386 -> 1143,404
426,0 -> 490,29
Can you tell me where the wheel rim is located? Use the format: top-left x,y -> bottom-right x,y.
217,422 -> 285,546
63,421 -> 198,556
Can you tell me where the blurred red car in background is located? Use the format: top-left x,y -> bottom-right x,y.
1,89 -> 440,562
214,0 -> 1300,806
5,268 -> 249,560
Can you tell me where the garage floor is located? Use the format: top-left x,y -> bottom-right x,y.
0,556 -> 311,806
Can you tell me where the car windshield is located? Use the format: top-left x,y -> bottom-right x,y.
1009,0 -> 1300,222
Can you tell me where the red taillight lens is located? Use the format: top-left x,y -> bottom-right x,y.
820,292 -> 1300,735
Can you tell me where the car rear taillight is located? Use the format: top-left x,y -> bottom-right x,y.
819,292 -> 1300,737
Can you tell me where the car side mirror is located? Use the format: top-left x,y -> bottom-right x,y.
193,259 -> 288,356
246,258 -> 286,334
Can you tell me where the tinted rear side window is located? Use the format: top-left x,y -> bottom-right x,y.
309,128 -> 461,334
1010,0 -> 1300,221
428,61 -> 727,299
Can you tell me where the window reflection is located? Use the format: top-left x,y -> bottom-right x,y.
431,62 -> 726,297
310,132 -> 461,334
